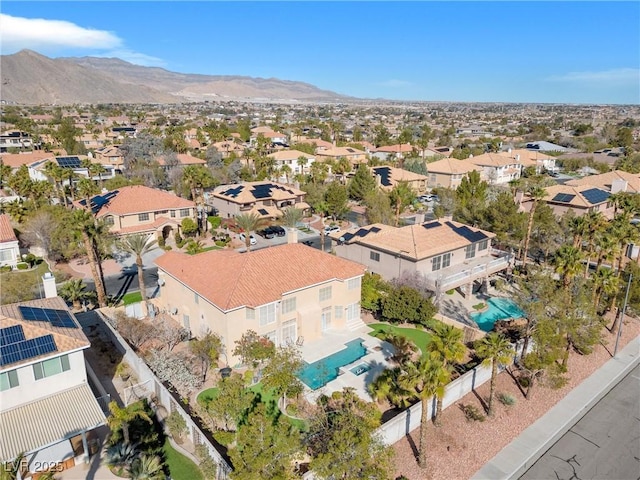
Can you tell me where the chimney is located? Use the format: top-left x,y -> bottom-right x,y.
42,272 -> 57,299
414,212 -> 425,224
515,154 -> 520,163
507,148 -> 512,154
288,228 -> 298,244
375,174 -> 382,187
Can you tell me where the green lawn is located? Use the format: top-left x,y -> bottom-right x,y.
163,439 -> 203,480
368,323 -> 432,356
122,291 -> 142,305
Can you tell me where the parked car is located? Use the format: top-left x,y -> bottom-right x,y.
239,232 -> 257,245
419,194 -> 434,203
271,225 -> 286,237
257,227 -> 276,239
324,225 -> 340,234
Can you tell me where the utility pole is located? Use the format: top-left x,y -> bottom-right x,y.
614,273 -> 632,357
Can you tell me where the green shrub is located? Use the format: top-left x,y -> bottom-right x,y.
215,240 -> 226,247
16,263 -> 28,270
472,302 -> 486,311
164,245 -> 172,251
498,392 -> 517,406
0,266 -> 11,273
208,216 -> 222,230
166,411 -> 188,442
158,236 -> 166,247
446,289 -> 455,295
195,444 -> 217,479
460,404 -> 485,422
212,430 -> 235,447
174,232 -> 183,244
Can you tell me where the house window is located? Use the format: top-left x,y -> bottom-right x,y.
156,210 -> 168,215
0,370 -> 19,391
432,255 -> 442,271
347,277 -> 361,290
321,307 -> 332,331
180,209 -> 190,218
33,355 -> 70,380
281,320 -> 296,345
170,210 -> 176,218
334,306 -> 343,319
104,216 -> 114,226
259,304 -> 276,326
138,213 -> 150,222
246,308 -> 255,320
465,244 -> 476,259
194,293 -> 199,304
0,249 -> 14,262
370,251 -> 380,262
442,252 -> 451,268
319,286 -> 332,302
478,239 -> 488,251
281,297 -> 296,315
183,314 -> 190,331
346,302 -> 360,322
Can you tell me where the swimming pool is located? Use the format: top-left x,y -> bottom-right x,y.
298,339 -> 368,390
349,362 -> 371,376
471,297 -> 525,332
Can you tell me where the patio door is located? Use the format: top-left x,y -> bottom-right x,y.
321,307 -> 332,332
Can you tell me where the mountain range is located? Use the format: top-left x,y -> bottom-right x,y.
0,50 -> 350,105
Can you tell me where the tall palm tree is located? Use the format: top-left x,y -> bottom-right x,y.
521,185 -> 546,267
553,245 -> 584,289
59,278 -> 92,311
235,212 -> 264,252
427,323 -> 466,426
118,234 -> 158,306
475,332 -> 514,416
296,156 -> 309,175
592,267 -> 619,312
281,207 -> 303,229
581,211 -> 606,277
42,161 -> 68,207
388,181 -> 414,227
405,355 -> 450,468
107,401 -> 153,445
72,209 -> 108,307
569,215 -> 588,249
368,366 -> 415,409
280,164 -> 292,184
182,165 -> 215,234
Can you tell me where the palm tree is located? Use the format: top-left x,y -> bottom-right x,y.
405,355 -> 450,468
185,238 -> 205,255
427,323 -> 466,426
235,212 -> 264,252
581,212 -> 605,277
107,401 -> 153,445
281,207 -> 303,229
368,366 -> 415,409
592,267 -> 619,312
72,209 -> 108,307
0,453 -> 25,480
388,181 -> 414,227
118,234 -> 158,307
42,161 -> 68,207
475,333 -> 514,416
569,215 -> 588,249
521,185 -> 546,267
59,278 -> 92,311
280,164 -> 292,184
77,177 -> 99,209
182,165 -> 215,233
297,156 -> 309,175
130,455 -> 164,480
553,245 -> 584,289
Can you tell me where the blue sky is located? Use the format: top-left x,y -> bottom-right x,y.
1,2 -> 639,104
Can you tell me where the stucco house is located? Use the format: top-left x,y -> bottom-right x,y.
371,166 -> 429,193
498,148 -> 557,174
0,214 -> 20,269
564,170 -> 640,194
74,185 -> 196,238
314,146 -> 368,168
92,145 -> 125,170
330,219 -> 511,299
153,243 -> 366,365
519,184 -> 614,219
0,295 -> 105,475
426,157 -> 484,189
267,149 -> 316,176
467,153 -> 522,185
208,181 -> 308,219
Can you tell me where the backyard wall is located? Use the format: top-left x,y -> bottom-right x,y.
375,361 -> 497,445
96,310 -> 232,480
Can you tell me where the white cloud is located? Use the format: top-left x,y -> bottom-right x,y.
378,79 -> 414,88
0,14 -> 122,52
97,49 -> 166,68
546,68 -> 640,85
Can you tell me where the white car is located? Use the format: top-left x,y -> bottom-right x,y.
239,233 -> 257,245
324,225 -> 340,234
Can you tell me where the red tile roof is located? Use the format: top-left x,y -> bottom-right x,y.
155,243 -> 365,310
79,186 -> 195,217
0,151 -> 54,168
0,214 -> 17,243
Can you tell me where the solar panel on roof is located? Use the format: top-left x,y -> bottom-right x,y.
18,306 -> 77,329
0,334 -> 57,366
258,208 -> 269,215
551,193 -> 576,203
55,156 -> 82,169
0,325 -> 26,346
581,188 -> 610,205
374,167 -> 392,187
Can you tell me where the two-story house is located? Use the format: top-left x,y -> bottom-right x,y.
330,219 -> 511,300
0,214 -> 20,269
153,243 -> 366,365
93,145 -> 125,170
371,166 -> 429,193
426,158 -> 484,189
468,153 -> 522,185
0,295 -> 105,475
371,144 -> 414,162
314,146 -> 368,168
267,150 -> 316,176
208,181 -> 308,219
29,156 -> 117,185
519,184 -> 614,219
498,148 -> 557,174
75,185 -> 196,238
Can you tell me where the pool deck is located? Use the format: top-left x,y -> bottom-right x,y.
299,325 -> 395,403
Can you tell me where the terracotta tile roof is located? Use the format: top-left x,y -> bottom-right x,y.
468,153 -> 520,167
497,149 -> 554,163
212,181 -> 305,204
78,186 -> 195,217
427,158 -> 483,175
543,184 -> 610,208
156,154 -> 206,166
268,150 -> 314,161
372,166 -> 428,185
0,214 -> 17,243
315,146 -> 366,157
375,143 -> 414,153
337,220 -> 495,260
155,243 -> 365,311
0,297 -> 90,369
0,151 -> 54,168
565,170 -> 640,193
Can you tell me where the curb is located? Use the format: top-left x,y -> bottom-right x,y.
471,335 -> 640,480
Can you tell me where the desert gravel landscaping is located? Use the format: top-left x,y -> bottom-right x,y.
392,313 -> 640,480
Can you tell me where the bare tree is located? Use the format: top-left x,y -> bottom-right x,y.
157,319 -> 190,352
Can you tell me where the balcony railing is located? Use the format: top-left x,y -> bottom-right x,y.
426,253 -> 512,291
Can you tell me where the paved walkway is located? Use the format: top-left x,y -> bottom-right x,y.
471,335 -> 640,480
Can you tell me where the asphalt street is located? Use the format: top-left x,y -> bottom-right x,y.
85,266 -> 158,301
520,364 -> 640,480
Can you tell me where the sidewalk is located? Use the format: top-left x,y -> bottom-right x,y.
471,335 -> 640,480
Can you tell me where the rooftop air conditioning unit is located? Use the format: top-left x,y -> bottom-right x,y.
170,307 -> 178,315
